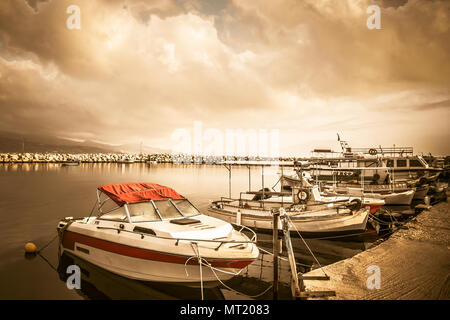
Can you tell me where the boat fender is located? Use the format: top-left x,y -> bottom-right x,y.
347,198 -> 362,212
297,188 -> 310,204
369,148 -> 378,155
417,177 -> 427,186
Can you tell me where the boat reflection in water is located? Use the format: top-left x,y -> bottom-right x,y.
57,252 -> 225,300
57,251 -> 295,300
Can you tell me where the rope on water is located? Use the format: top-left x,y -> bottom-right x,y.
203,257 -> 273,299
35,232 -> 60,272
183,244 -> 272,299
37,233 -> 59,254
37,250 -> 58,272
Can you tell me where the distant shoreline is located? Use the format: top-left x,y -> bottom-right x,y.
0,152 -> 293,165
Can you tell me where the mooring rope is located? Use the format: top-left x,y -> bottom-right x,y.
33,232 -> 60,272
257,247 -> 312,267
183,245 -> 273,299
190,243 -> 204,301
202,257 -> 273,299
285,214 -> 328,277
37,233 -> 59,254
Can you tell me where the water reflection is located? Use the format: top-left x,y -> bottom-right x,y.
57,252 -> 226,300
56,252 -> 293,300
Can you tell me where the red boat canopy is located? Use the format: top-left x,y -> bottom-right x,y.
98,182 -> 185,206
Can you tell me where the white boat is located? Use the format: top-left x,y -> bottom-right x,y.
341,188 -> 416,205
280,175 -> 385,214
57,183 -> 259,283
300,167 -> 416,206
208,181 -> 370,238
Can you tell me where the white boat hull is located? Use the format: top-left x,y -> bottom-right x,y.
208,206 -> 370,237
58,216 -> 259,283
345,189 -> 415,205
60,244 -> 240,283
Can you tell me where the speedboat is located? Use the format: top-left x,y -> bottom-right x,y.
57,182 -> 259,283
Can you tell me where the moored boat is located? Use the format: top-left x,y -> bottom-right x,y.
57,182 -> 259,283
280,175 -> 385,214
209,197 -> 370,238
208,175 -> 371,238
332,188 -> 416,205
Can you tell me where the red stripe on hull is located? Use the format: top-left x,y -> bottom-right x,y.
62,231 -> 254,269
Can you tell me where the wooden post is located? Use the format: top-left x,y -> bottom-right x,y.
223,164 -> 232,198
262,165 -> 265,209
247,165 -> 251,191
281,209 -> 301,299
272,209 -> 280,300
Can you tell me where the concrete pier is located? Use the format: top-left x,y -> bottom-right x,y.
302,199 -> 450,299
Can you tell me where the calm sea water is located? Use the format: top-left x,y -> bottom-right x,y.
0,163 -> 381,300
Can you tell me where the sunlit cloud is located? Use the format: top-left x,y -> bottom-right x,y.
0,0 -> 448,156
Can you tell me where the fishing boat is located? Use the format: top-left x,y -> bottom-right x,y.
57,182 -> 259,283
289,166 -> 416,206
209,176 -> 370,238
279,175 -> 385,213
302,135 -> 442,182
325,188 -> 415,206
325,177 -> 430,200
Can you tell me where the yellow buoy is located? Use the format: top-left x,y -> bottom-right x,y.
24,242 -> 37,254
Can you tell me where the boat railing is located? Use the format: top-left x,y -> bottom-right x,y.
215,193 -> 291,208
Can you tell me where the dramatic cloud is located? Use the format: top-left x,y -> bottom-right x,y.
0,0 -> 449,155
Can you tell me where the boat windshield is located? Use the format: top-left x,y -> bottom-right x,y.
128,202 -> 160,222
171,199 -> 201,217
98,199 -> 200,222
153,199 -> 200,219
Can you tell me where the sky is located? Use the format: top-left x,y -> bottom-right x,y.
0,0 -> 449,156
